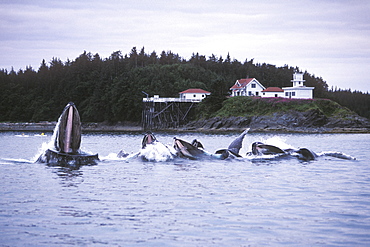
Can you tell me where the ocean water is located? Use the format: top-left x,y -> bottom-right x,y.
0,131 -> 369,246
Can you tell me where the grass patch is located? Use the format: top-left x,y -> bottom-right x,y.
213,97 -> 355,118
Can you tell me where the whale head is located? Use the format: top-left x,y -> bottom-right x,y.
173,138 -> 205,160
296,148 -> 317,161
142,132 -> 157,149
251,142 -> 286,155
54,102 -> 81,154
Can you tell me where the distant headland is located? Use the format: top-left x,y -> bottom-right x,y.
1,97 -> 369,134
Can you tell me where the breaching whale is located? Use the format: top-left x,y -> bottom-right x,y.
36,102 -> 99,167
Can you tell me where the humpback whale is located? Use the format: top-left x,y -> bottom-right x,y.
36,102 -> 99,167
118,129 -> 355,163
248,140 -> 321,161
248,140 -> 354,161
118,132 -> 176,162
173,137 -> 208,160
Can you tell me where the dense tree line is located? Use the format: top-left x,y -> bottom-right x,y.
325,88 -> 370,119
0,47 -> 369,123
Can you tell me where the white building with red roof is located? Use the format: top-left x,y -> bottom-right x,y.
230,73 -> 314,99
179,88 -> 211,101
261,87 -> 285,98
230,78 -> 265,97
143,88 -> 211,103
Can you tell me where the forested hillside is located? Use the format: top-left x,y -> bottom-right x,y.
0,47 -> 369,122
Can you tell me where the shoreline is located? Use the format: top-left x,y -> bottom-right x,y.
0,122 -> 369,134
0,122 -> 143,133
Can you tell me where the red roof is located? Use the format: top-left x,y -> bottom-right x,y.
262,87 -> 284,92
179,88 -> 211,94
230,78 -> 255,89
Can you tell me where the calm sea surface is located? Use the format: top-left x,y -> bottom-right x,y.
0,131 -> 369,246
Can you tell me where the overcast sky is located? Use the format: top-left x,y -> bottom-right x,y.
1,0 -> 369,92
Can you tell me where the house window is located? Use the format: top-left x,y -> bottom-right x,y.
285,92 -> 289,96
251,84 -> 256,88
292,92 -> 296,96
202,94 -> 205,97
275,94 -> 278,97
256,92 -> 259,96
263,93 -> 265,95
193,94 -> 196,97
248,91 -> 252,96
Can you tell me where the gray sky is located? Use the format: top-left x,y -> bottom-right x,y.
1,0 -> 369,92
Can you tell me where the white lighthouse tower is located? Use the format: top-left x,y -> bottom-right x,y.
282,72 -> 314,99
292,72 -> 305,87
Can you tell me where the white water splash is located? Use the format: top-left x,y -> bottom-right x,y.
317,151 -> 356,160
263,136 -> 295,150
100,152 -> 134,162
32,118 -> 61,162
1,158 -> 34,164
104,141 -> 177,162
139,142 -> 176,162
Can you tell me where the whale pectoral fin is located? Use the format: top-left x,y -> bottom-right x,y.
228,128 -> 250,156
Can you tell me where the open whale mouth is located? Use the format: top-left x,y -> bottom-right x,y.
55,102 -> 81,154
142,132 -> 157,148
173,138 -> 205,160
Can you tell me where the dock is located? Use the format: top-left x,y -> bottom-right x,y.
142,96 -> 201,130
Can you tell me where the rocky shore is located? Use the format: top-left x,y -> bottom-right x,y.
1,110 -> 369,133
181,109 -> 370,133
